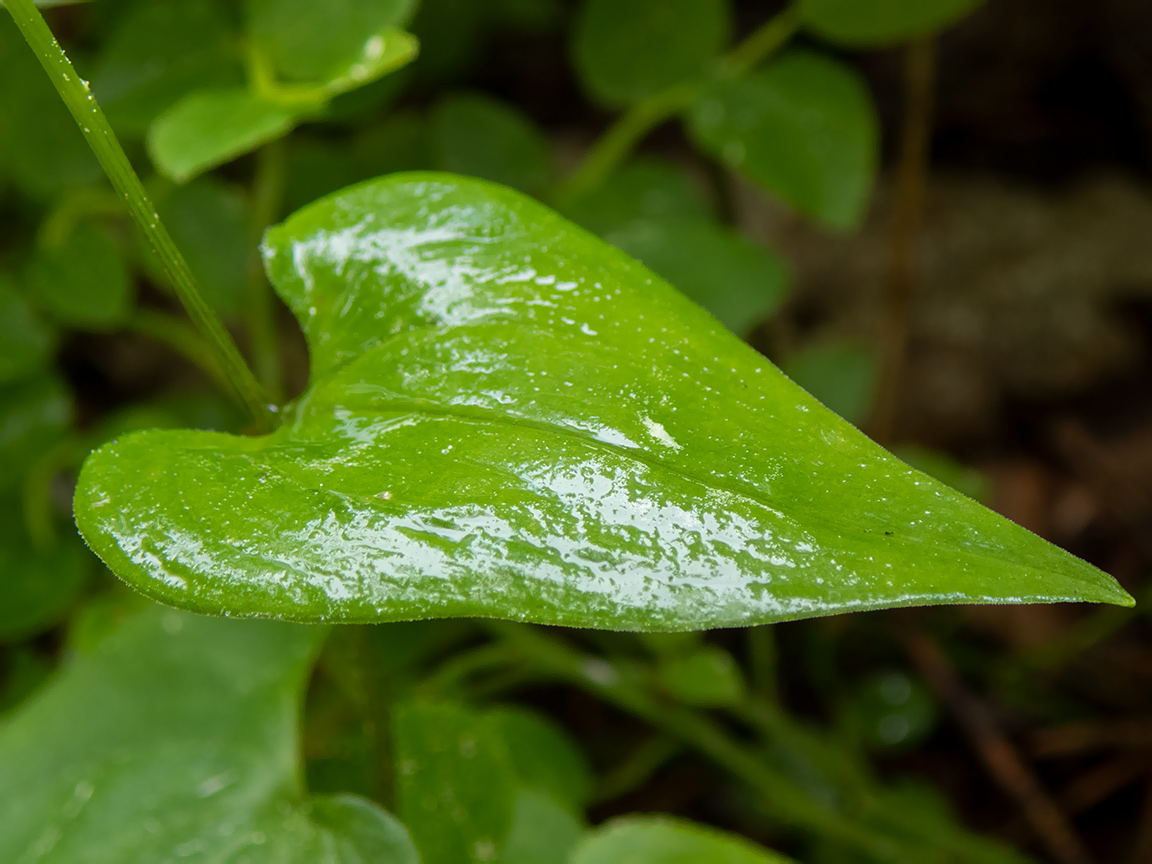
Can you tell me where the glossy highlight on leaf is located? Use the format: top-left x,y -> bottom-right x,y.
74,173 -> 1133,630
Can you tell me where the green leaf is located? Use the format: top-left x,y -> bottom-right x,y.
800,0 -> 984,46
0,275 -> 54,384
0,504 -> 88,641
843,670 -> 937,750
395,701 -> 584,864
0,605 -> 419,862
893,445 -> 991,504
91,0 -> 242,136
26,222 -> 133,330
431,92 -> 552,192
602,218 -> 789,334
486,708 -> 593,810
573,0 -> 731,105
562,161 -> 788,334
0,16 -> 101,201
74,174 -> 1132,631
246,0 -> 417,83
0,373 -> 71,493
408,0 -> 488,82
148,88 -> 298,183
312,26 -> 419,100
571,816 -> 797,863
780,340 -> 879,426
656,645 -> 745,707
395,700 -> 518,864
501,789 -> 584,864
688,50 -> 878,231
146,177 -> 253,318
560,158 -> 714,235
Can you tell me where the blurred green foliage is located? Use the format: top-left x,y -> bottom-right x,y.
0,0 -> 1100,861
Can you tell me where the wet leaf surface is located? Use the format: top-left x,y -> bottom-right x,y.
74,173 -> 1132,630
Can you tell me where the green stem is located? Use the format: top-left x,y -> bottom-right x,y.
486,623 -> 898,857
722,6 -> 802,77
559,5 -> 801,199
4,0 -> 274,431
247,140 -> 288,401
559,83 -> 698,201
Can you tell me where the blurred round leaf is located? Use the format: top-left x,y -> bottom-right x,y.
689,50 -> 878,231
656,645 -> 746,707
573,0 -> 730,105
0,509 -> 88,642
430,93 -> 552,192
350,112 -> 431,181
26,222 -> 133,330
246,0 -> 417,83
571,816 -> 797,863
486,708 -> 594,810
561,158 -> 714,235
604,218 -> 790,335
0,374 -> 72,493
0,17 -> 102,202
502,789 -> 584,864
780,340 -> 879,426
800,0 -> 984,46
844,670 -> 937,751
0,275 -> 54,384
92,0 -> 242,136
148,89 -> 297,183
395,701 -> 518,864
893,445 -> 992,504
147,177 -> 252,318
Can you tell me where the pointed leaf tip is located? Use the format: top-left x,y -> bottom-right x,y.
76,173 -> 1132,630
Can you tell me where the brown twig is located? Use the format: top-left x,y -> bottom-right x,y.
870,37 -> 937,444
1058,757 -> 1147,816
1031,719 -> 1152,759
903,630 -> 1093,864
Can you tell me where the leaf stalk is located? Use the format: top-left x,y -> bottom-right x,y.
559,4 -> 801,199
4,0 -> 275,431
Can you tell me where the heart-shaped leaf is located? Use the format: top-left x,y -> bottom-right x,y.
74,173 -> 1132,631
0,605 -> 418,862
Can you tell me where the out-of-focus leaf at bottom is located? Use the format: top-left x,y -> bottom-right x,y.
74,174 -> 1133,631
570,816 -> 797,863
395,700 -> 587,864
0,606 -> 417,862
